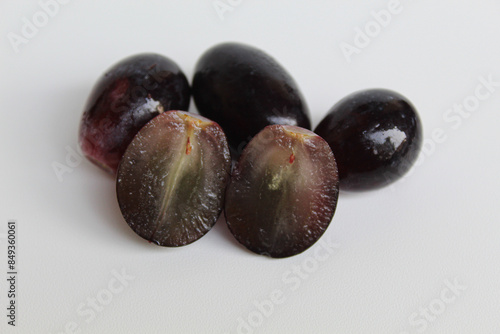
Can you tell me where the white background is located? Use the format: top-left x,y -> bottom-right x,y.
1,0 -> 500,333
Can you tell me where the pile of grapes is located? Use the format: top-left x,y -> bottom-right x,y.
79,43 -> 422,258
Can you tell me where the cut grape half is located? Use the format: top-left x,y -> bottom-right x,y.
116,111 -> 231,247
225,125 -> 339,258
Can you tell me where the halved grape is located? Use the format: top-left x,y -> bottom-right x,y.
225,125 -> 339,258
79,53 -> 190,174
116,111 -> 231,247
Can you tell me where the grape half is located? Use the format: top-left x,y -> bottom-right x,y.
225,125 -> 339,258
116,111 -> 231,247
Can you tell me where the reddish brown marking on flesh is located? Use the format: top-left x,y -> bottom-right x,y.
289,153 -> 295,164
186,137 -> 192,155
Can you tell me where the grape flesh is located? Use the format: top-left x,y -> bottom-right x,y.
116,111 -> 231,247
225,125 -> 339,258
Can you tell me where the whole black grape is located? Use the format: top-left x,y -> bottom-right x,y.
315,89 -> 423,191
192,42 -> 311,157
79,53 -> 190,174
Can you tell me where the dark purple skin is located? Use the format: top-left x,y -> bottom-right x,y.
315,89 -> 423,191
79,53 -> 190,174
225,125 -> 339,258
192,42 -> 311,157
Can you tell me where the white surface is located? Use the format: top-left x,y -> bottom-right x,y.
1,1 -> 500,333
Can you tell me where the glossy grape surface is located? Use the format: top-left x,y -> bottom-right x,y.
225,125 -> 339,258
192,42 -> 311,157
79,53 -> 190,174
116,111 -> 231,247
315,89 -> 423,191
